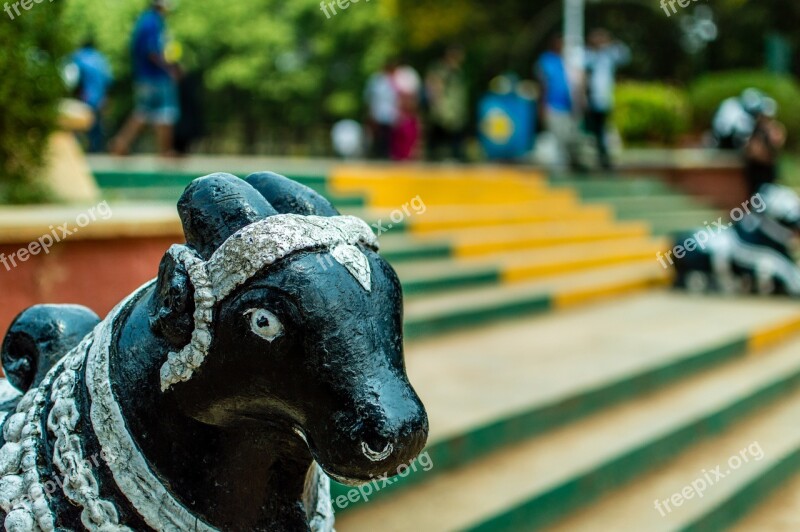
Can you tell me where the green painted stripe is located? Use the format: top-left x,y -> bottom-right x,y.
331,336 -> 751,514
381,243 -> 452,263
468,348 -> 800,532
94,171 -> 365,208
682,447 -> 800,532
550,180 -> 673,199
93,171 -> 329,191
401,269 -> 499,297
404,295 -> 551,340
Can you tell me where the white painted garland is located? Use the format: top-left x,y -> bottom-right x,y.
160,214 -> 379,392
85,281 -> 336,531
85,283 -> 220,532
46,333 -> 130,531
0,373 -> 58,531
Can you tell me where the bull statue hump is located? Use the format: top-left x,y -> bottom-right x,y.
0,172 -> 429,531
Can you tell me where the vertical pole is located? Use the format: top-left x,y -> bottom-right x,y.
563,0 -> 585,81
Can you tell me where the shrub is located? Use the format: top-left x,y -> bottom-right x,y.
688,70 -> 800,143
612,82 -> 691,146
0,4 -> 70,204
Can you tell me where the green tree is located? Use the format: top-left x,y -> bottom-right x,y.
0,2 -> 70,203
63,0 -> 400,152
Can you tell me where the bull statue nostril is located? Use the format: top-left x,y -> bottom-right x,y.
361,441 -> 394,462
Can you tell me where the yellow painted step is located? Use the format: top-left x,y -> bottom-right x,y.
501,237 -> 669,282
407,205 -> 614,233
393,237 -> 668,284
330,167 -> 549,208
448,221 -> 651,257
404,261 -> 669,313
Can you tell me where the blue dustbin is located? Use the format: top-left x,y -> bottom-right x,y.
478,76 -> 536,161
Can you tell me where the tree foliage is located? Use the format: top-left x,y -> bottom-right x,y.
58,0 -> 800,153
63,0 -> 399,151
0,1 -> 70,203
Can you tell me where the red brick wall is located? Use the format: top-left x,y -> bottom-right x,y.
0,237 -> 179,338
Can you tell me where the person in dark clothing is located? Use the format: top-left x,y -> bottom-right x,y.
173,70 -> 205,154
584,29 -> 630,170
426,46 -> 469,161
744,98 -> 786,196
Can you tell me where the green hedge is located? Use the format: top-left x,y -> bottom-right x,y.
688,70 -> 800,142
0,4 -> 70,204
612,82 -> 691,146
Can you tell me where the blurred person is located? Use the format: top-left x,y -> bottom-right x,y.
174,69 -> 206,155
391,63 -> 422,161
584,29 -> 630,171
744,97 -> 786,196
364,60 -> 399,159
536,33 -> 584,172
712,89 -> 763,150
425,46 -> 469,161
110,0 -> 181,157
69,38 -> 113,153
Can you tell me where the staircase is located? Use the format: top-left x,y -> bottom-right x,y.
94,162 -> 800,531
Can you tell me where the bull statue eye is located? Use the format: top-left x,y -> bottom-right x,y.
244,308 -> 284,342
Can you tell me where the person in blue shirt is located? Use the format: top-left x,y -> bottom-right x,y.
70,39 -> 113,153
535,33 -> 584,172
110,0 -> 181,157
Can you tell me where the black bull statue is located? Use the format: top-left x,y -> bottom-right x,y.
0,172 -> 428,531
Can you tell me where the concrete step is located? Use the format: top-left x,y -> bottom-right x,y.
407,220 -> 651,258
395,237 -> 667,295
403,261 -> 669,339
551,178 -> 674,199
588,195 -> 704,216
355,202 -> 613,234
330,166 -> 548,208
730,463 -> 800,531
619,210 -> 725,236
379,220 -> 651,264
548,366 -> 800,532
336,322 -> 800,531
331,293 -> 800,525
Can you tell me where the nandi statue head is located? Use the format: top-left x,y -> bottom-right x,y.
0,172 -> 428,531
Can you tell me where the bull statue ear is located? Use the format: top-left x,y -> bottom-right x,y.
149,250 -> 195,347
245,172 -> 340,216
151,173 -> 278,344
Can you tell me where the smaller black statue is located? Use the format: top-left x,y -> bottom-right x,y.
0,172 -> 428,531
671,183 -> 800,296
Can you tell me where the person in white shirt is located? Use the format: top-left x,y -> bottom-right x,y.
584,29 -> 630,170
364,60 -> 400,159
